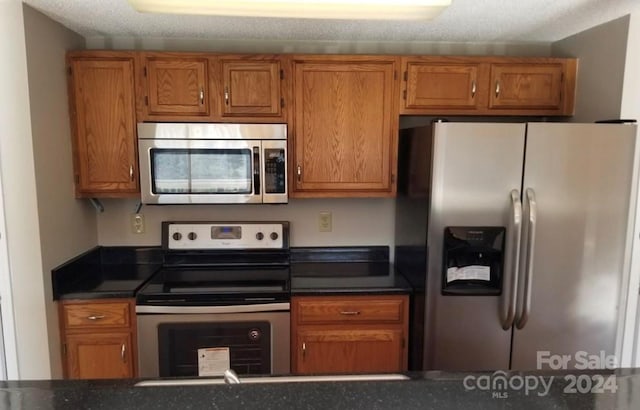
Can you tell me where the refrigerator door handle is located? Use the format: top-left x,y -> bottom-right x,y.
500,189 -> 522,330
516,188 -> 537,330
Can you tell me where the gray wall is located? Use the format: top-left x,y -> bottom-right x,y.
97,198 -> 395,251
552,15 -> 630,122
23,4 -> 92,378
86,36 -> 551,56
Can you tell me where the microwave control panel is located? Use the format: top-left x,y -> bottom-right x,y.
264,148 -> 286,194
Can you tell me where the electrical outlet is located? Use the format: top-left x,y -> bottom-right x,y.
318,211 -> 332,232
131,213 -> 145,234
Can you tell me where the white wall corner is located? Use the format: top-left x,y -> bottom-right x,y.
0,0 -> 51,380
620,8 -> 640,368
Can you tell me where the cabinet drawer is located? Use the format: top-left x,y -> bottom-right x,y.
62,301 -> 131,329
294,296 -> 406,324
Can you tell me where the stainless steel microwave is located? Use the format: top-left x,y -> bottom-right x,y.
137,123 -> 287,204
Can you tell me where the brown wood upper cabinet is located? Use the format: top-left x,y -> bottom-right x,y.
400,56 -> 577,116
139,53 -> 288,122
220,58 -> 283,117
404,61 -> 483,110
489,63 -> 564,110
67,52 -> 139,198
144,55 -> 210,117
291,56 -> 399,197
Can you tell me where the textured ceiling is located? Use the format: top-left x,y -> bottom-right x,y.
22,0 -> 640,43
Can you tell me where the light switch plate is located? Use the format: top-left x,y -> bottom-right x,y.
318,211 -> 332,232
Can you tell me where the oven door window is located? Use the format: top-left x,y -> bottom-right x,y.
158,322 -> 271,377
151,148 -> 252,194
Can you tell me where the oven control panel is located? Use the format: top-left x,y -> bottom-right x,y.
165,222 -> 286,250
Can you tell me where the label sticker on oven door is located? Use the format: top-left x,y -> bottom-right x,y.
197,347 -> 230,376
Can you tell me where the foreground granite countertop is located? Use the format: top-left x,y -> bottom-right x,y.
1,369 -> 638,409
290,246 -> 412,295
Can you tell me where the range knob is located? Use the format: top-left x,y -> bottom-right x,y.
172,232 -> 182,241
270,232 -> 279,241
187,232 -> 197,241
248,328 -> 261,341
255,232 -> 264,241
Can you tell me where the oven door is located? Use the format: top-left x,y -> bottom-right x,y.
138,138 -> 262,204
136,304 -> 290,378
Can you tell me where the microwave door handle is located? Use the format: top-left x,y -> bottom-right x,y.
253,146 -> 261,196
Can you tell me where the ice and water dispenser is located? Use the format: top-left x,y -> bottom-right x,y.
442,227 -> 505,295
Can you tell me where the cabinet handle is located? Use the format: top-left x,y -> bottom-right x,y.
129,165 -> 134,182
296,165 -> 302,183
471,80 -> 476,98
495,81 -> 500,98
302,342 -> 306,359
339,311 -> 361,316
121,344 -> 126,362
86,315 -> 105,320
199,87 -> 205,105
224,86 -> 230,105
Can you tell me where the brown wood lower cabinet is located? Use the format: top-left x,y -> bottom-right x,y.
291,295 -> 409,374
59,299 -> 137,379
65,332 -> 133,379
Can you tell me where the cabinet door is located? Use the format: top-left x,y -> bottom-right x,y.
65,333 -> 133,379
146,57 -> 209,116
295,328 -> 404,374
489,63 -> 563,110
293,59 -> 398,196
221,60 -> 282,117
69,57 -> 138,196
404,62 -> 481,110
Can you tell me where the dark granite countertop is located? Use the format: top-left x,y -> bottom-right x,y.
52,246 -> 162,300
290,247 -> 412,295
52,246 -> 411,300
1,369 -> 638,409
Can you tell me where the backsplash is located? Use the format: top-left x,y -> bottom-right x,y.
96,197 -> 396,256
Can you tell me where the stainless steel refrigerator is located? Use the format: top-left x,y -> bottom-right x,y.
394,121 -> 638,371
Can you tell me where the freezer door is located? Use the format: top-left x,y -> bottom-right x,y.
426,122 -> 526,370
511,123 -> 637,370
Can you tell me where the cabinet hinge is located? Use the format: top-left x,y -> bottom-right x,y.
403,71 -> 408,81
74,174 -> 79,185
391,174 -> 396,184
280,69 -> 284,80
394,71 -> 398,80
143,66 -> 147,77
144,96 -> 148,106
561,72 -> 564,82
62,343 -> 67,356
402,90 -> 407,100
281,98 -> 285,108
67,67 -> 72,76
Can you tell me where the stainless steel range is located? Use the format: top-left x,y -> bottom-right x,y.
136,221 -> 291,378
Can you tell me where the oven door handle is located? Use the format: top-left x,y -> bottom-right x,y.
136,302 -> 290,314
